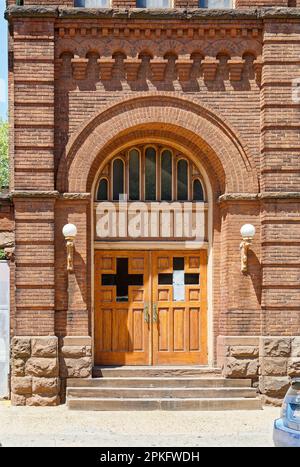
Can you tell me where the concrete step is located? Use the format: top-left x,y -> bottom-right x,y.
68,397 -> 262,411
67,377 -> 252,389
92,366 -> 222,378
67,386 -> 257,399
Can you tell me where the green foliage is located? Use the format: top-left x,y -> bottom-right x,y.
0,119 -> 9,189
0,249 -> 7,260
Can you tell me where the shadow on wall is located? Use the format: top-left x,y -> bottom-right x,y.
248,249 -> 262,305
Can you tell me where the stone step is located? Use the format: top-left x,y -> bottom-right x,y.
67,386 -> 257,399
68,397 -> 262,411
67,377 -> 252,389
92,366 -> 222,378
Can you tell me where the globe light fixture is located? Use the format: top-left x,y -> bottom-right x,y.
240,224 -> 255,273
62,224 -> 78,272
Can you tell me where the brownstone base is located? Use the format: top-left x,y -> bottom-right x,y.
10,336 -> 93,406
11,336 -> 60,406
218,335 -> 300,405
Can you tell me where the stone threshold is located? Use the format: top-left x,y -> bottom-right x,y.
5,6 -> 300,21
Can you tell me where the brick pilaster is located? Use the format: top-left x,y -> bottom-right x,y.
55,198 -> 90,337
13,17 -> 55,191
260,20 -> 300,334
14,196 -> 56,336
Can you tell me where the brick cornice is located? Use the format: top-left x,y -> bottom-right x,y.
219,192 -> 300,203
10,190 -> 91,201
59,193 -> 91,200
11,190 -> 59,199
5,7 -> 300,22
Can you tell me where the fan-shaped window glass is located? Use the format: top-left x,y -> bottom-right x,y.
161,150 -> 173,201
96,145 -> 205,204
193,179 -> 204,202
97,178 -> 108,201
129,149 -> 140,201
177,159 -> 188,201
113,159 -> 124,201
145,147 -> 157,201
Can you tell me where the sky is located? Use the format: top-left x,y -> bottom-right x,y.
0,0 -> 8,121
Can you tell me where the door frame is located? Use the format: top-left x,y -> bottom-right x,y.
94,248 -> 208,366
90,146 -> 214,367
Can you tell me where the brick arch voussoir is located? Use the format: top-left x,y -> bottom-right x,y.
57,94 -> 258,194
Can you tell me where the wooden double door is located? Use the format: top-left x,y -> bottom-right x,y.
94,250 -> 207,365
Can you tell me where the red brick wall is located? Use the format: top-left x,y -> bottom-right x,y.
6,7 -> 300,362
236,0 -> 289,6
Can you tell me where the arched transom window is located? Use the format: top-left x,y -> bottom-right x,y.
96,144 -> 205,202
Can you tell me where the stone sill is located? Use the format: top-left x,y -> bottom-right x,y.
5,6 -> 300,22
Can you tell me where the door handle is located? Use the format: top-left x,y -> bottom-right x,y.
144,303 -> 150,324
153,303 -> 158,323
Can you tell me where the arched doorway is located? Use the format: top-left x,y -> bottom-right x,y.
93,143 -> 209,365
57,93 -> 259,369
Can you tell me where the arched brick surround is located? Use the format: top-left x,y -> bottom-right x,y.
57,94 -> 259,195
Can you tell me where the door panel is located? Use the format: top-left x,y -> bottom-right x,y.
94,249 -> 207,365
94,251 -> 150,365
152,250 -> 207,365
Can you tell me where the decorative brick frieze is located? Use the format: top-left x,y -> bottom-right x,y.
201,58 -> 220,81
124,58 -> 142,81
150,59 -> 168,82
55,53 -> 261,85
98,58 -> 115,81
176,59 -> 194,82
71,57 -> 89,80
11,336 -> 60,406
228,59 -> 245,81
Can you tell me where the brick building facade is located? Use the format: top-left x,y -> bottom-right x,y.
1,1 -> 300,407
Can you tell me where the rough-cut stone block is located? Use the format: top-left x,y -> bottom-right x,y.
223,357 -> 258,378
291,337 -> 300,358
12,337 -> 31,358
61,346 -> 85,358
11,376 -> 32,395
11,358 -> 25,377
287,358 -> 300,378
31,337 -> 57,358
25,358 -> 59,377
260,337 -> 291,358
259,376 -> 290,398
0,231 -> 14,248
260,357 -> 287,376
11,393 -> 26,406
26,394 -> 60,407
85,346 -> 92,357
230,346 -> 259,358
60,357 -> 92,378
32,377 -> 60,396
262,396 -> 284,407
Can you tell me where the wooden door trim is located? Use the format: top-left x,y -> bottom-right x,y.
94,241 -> 208,250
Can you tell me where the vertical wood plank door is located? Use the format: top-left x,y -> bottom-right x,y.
94,251 -> 150,365
152,251 -> 207,365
